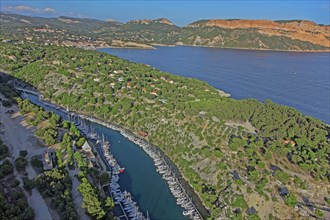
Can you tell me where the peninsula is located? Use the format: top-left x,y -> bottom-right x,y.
0,36 -> 329,219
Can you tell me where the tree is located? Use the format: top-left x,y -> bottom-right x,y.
49,112 -> 61,126
104,197 -> 114,210
274,170 -> 290,183
56,149 -> 64,168
99,172 -> 109,186
315,208 -> 324,218
22,177 -> 34,191
74,152 -> 87,168
70,124 -> 80,137
76,137 -> 86,148
35,127 -> 58,145
248,170 -> 259,182
232,196 -> 248,209
78,177 -> 106,219
0,159 -> 13,177
19,150 -> 28,158
31,156 -> 43,168
284,193 -> 297,207
10,178 -> 20,188
0,143 -> 9,159
229,137 -> 247,151
34,169 -> 78,219
15,157 -> 28,172
248,214 -> 261,220
62,120 -> 70,129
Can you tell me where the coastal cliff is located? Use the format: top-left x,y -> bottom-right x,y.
187,19 -> 330,48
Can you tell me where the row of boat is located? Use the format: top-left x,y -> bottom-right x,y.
101,141 -> 146,220
28,96 -> 146,220
121,131 -> 202,220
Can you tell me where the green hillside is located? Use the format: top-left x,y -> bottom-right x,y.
1,40 -> 329,219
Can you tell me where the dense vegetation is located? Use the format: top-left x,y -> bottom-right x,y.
0,78 -> 20,107
0,137 -> 35,219
0,140 -> 9,160
13,93 -> 114,219
78,175 -> 106,219
0,86 -> 36,219
14,153 -> 28,172
0,189 -> 35,220
35,169 -> 78,219
0,159 -> 13,179
0,40 -> 329,219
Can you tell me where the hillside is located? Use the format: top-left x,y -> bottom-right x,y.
1,13 -> 329,51
1,39 -> 329,219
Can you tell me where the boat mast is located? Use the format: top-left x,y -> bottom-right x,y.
146,210 -> 150,220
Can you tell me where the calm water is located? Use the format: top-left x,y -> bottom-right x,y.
98,46 -> 330,124
92,125 -> 188,220
26,94 -> 187,220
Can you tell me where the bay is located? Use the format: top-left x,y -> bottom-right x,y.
98,46 -> 330,124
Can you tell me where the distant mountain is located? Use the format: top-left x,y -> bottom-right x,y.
1,13 -> 329,51
0,13 -> 120,34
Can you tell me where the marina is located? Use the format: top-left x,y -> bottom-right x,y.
19,88 -> 206,220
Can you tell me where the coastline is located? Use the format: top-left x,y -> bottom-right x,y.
98,45 -> 156,50
99,43 -> 330,53
175,43 -> 330,53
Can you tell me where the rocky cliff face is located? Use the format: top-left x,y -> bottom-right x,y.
188,19 -> 330,48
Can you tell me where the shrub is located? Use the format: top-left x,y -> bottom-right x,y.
0,159 -> 13,177
19,150 -> 28,158
284,193 -> 297,207
31,156 -> 43,168
275,170 -> 290,183
22,177 -> 34,191
10,178 -> 20,188
15,157 -> 28,172
0,143 -> 9,159
232,196 -> 248,209
76,137 -> 86,148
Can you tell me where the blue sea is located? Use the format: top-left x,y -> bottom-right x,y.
98,46 -> 330,124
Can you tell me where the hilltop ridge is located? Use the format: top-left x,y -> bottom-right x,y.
1,13 -> 329,51
127,18 -> 176,26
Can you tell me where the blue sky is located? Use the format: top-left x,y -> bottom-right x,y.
1,1 -> 329,26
